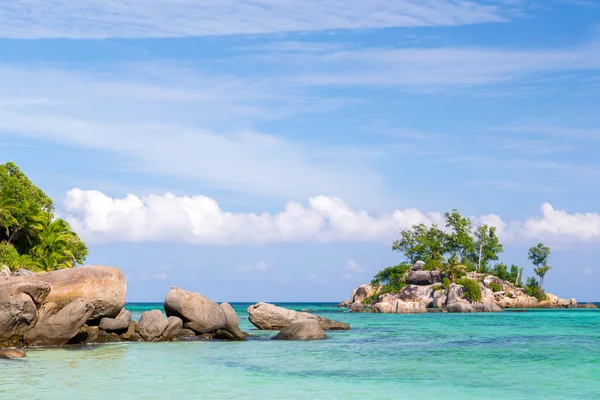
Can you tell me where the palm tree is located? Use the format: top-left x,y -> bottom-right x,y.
31,218 -> 87,272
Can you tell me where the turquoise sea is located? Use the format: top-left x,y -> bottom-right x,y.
2,303 -> 599,399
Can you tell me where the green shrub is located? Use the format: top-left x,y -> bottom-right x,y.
457,278 -> 482,302
525,277 -> 547,301
371,262 -> 411,292
431,284 -> 445,292
489,283 -> 502,293
442,277 -> 451,288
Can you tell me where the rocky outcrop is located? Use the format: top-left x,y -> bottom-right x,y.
136,310 -> 183,342
271,319 -> 327,341
99,309 -> 131,332
34,266 -> 126,322
445,283 -> 502,313
373,300 -> 426,314
352,284 -> 381,303
405,270 -> 442,286
0,279 -> 51,346
247,302 -> 350,330
0,348 -> 26,359
24,299 -> 95,346
399,284 -> 437,307
337,299 -> 351,307
164,287 -> 245,340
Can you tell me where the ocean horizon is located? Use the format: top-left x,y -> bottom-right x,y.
2,303 -> 599,399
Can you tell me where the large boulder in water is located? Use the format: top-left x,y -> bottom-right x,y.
0,279 -> 51,346
24,299 -> 95,346
135,310 -> 183,341
247,302 -> 350,330
272,319 -> 327,341
34,266 -> 126,322
164,287 -> 245,340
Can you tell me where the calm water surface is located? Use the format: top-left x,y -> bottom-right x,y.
1,303 -> 599,399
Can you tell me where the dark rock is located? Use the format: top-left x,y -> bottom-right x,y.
406,270 -> 442,285
272,320 -> 327,341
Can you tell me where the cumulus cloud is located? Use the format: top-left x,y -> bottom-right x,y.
342,259 -> 365,280
1,0 -> 508,39
63,189 -> 600,246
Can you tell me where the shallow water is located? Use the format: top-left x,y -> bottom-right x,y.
2,303 -> 599,400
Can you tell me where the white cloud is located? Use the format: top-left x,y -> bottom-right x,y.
0,0 -> 509,39
152,272 -> 168,280
0,64 -> 388,208
63,189 -> 600,246
236,261 -> 268,272
342,258 -> 365,280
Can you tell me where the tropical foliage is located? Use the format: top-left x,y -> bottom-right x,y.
369,208 -> 551,300
528,243 -> 551,290
0,162 -> 88,272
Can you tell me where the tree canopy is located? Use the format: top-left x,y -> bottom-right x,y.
0,162 -> 88,272
371,209 -> 551,299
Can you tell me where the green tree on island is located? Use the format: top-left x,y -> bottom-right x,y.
0,162 -> 88,272
528,243 -> 551,290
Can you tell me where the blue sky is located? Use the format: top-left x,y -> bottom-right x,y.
1,0 -> 599,302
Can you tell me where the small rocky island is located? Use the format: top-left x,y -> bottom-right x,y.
340,260 -> 590,314
337,209 -> 597,314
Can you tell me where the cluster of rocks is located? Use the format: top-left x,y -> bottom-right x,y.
246,302 -> 350,340
1,265 -> 352,357
341,261 -> 589,314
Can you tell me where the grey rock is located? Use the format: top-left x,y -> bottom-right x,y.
400,284 -> 436,307
24,299 -> 95,346
247,302 -> 350,330
406,270 -> 442,285
411,261 -> 426,271
0,279 -> 51,346
373,300 -> 426,314
219,302 -> 246,340
446,301 -> 474,313
272,319 -> 327,341
99,309 -> 131,332
164,287 -> 226,333
136,310 -> 169,341
162,316 -> 183,340
337,299 -> 351,307
13,268 -> 36,277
